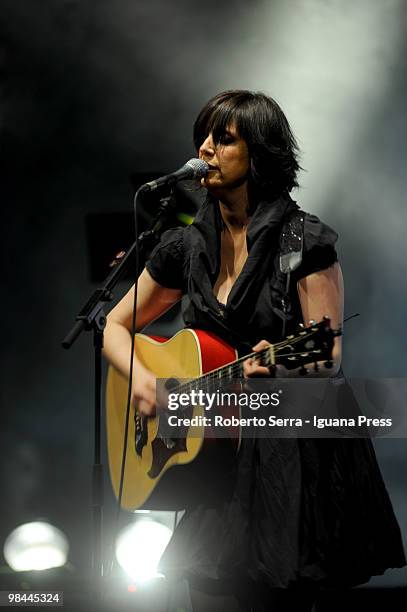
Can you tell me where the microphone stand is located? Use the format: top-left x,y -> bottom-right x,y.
61,191 -> 178,606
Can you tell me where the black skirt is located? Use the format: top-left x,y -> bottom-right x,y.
159,434 -> 406,589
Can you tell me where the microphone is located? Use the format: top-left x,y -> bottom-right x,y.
140,158 -> 209,192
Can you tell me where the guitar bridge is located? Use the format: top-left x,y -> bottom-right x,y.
161,437 -> 176,449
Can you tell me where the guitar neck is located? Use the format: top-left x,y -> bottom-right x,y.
173,318 -> 339,396
175,345 -> 274,396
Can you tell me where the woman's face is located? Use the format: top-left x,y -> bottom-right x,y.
198,124 -> 250,193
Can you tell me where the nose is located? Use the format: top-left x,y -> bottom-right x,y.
199,133 -> 215,160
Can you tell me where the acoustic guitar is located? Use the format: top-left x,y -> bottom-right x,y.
106,318 -> 340,510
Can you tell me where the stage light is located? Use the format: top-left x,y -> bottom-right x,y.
4,521 -> 69,572
115,518 -> 172,583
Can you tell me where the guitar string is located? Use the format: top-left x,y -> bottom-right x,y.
172,327 -> 332,396
177,350 -> 325,395
178,330 -> 326,393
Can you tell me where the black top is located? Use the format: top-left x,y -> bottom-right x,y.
145,192 -> 406,590
146,192 -> 337,353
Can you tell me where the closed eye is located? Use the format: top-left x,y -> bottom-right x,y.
218,134 -> 235,145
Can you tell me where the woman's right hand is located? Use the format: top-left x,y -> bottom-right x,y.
130,363 -> 157,416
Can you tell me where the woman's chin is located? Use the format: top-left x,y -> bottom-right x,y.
202,177 -> 223,192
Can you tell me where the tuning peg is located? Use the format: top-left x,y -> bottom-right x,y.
324,359 -> 333,369
298,322 -> 307,335
309,319 -> 316,325
299,366 -> 308,376
313,362 -> 319,372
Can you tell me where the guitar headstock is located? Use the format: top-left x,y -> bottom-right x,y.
272,316 -> 342,372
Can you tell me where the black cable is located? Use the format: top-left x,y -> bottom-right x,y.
105,186 -> 144,580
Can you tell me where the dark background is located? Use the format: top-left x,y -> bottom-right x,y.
1,0 -> 406,600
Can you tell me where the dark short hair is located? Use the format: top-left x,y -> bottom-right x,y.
193,90 -> 301,200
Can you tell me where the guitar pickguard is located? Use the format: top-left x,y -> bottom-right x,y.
147,408 -> 192,478
148,436 -> 188,479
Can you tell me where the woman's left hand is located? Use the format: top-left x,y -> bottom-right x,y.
243,340 -> 281,378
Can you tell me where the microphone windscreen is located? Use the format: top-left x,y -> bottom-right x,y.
185,158 -> 209,179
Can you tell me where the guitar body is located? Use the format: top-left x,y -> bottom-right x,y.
106,319 -> 338,510
106,328 -> 238,511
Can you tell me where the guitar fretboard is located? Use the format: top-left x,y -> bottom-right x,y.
165,320 -> 337,400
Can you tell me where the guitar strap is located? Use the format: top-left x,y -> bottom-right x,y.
279,209 -> 305,337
